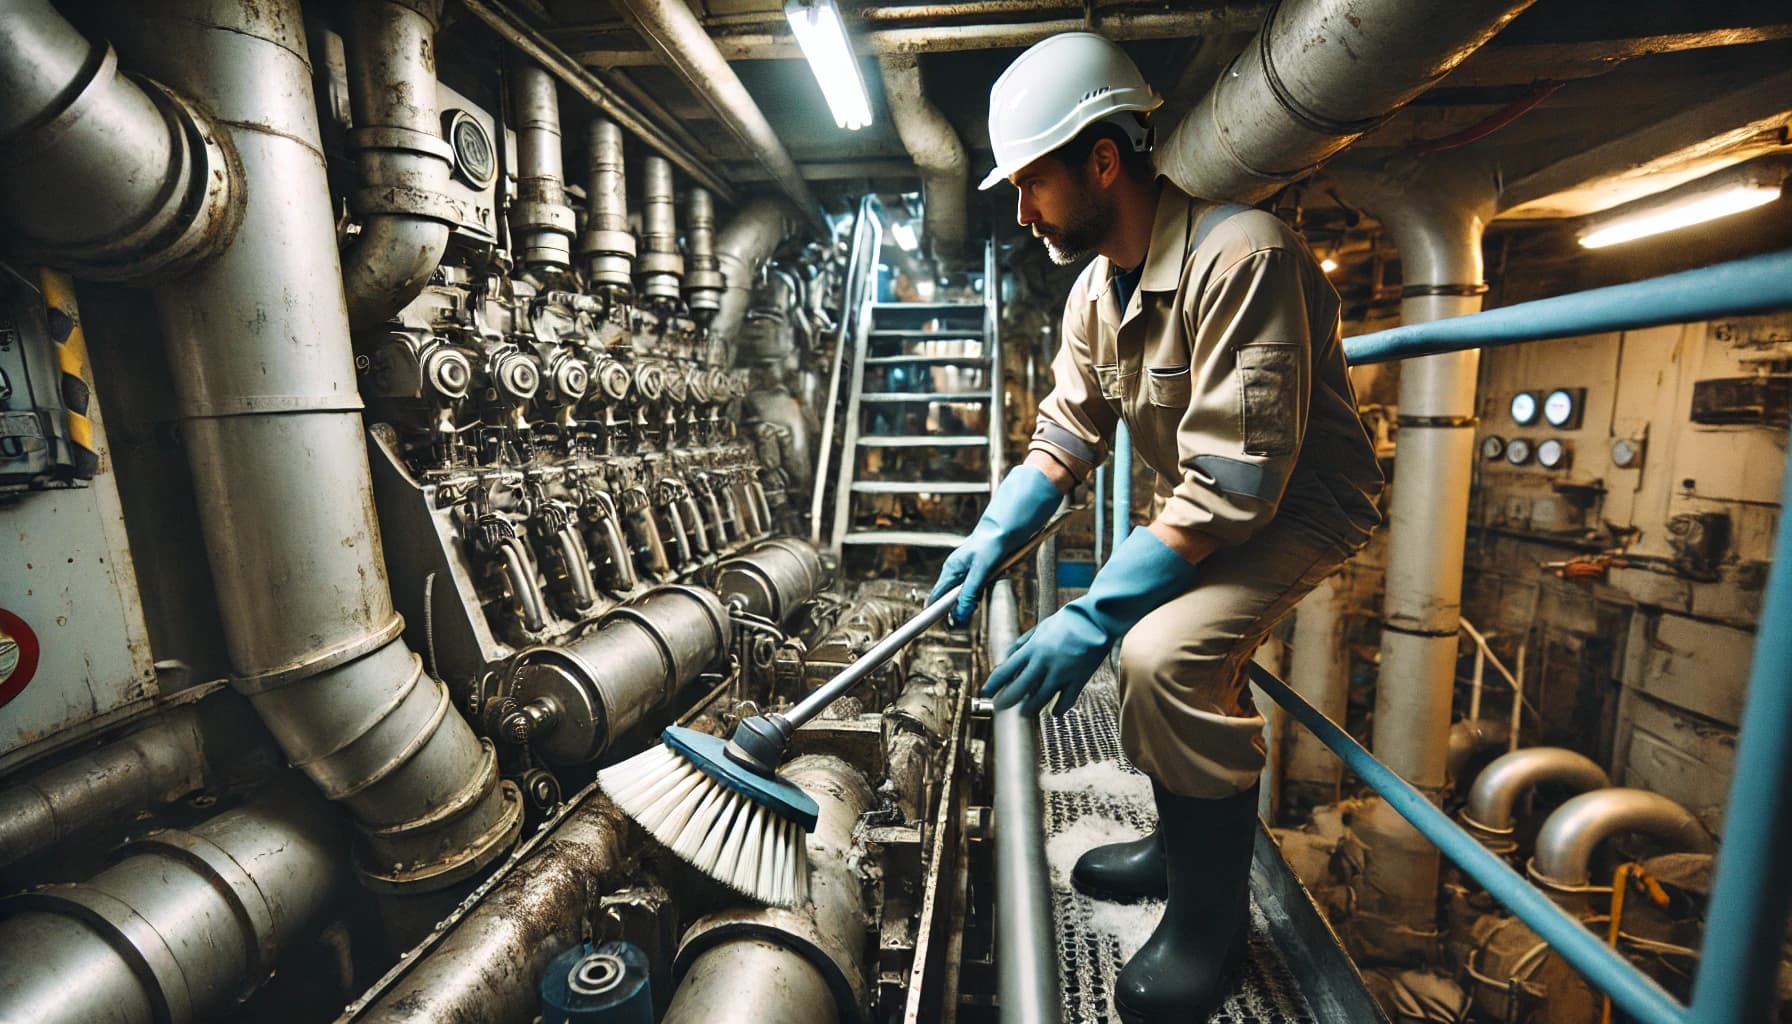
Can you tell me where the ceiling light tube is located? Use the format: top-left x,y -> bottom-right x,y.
786,0 -> 873,131
1578,160 -> 1787,249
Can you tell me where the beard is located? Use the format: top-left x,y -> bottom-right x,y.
1035,186 -> 1111,266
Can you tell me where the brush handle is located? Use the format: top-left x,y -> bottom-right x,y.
781,509 -> 1075,730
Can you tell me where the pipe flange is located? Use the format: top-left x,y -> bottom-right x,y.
128,826 -> 281,996
289,654 -> 428,799
350,182 -> 461,223
355,776 -> 525,894
675,907 -> 868,1024
637,251 -> 685,277
230,614 -> 405,695
348,125 -> 455,164
1,884 -> 193,1024
578,228 -> 639,259
510,199 -> 578,236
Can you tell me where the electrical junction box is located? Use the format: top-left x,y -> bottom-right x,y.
1690,376 -> 1789,426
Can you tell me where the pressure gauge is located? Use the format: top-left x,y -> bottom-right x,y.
1611,437 -> 1644,469
444,109 -> 497,189
1510,391 -> 1540,426
1505,437 -> 1533,466
1481,435 -> 1507,461
1543,388 -> 1584,429
1537,438 -> 1569,470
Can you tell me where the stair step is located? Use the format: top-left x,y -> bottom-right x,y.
859,392 -> 992,403
869,302 -> 983,314
857,435 -> 986,448
841,530 -> 969,548
852,480 -> 990,494
868,330 -> 985,340
864,354 -> 988,366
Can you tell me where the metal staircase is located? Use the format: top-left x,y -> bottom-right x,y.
825,241 -> 1003,554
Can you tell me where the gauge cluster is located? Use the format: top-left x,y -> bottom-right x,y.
1488,387 -> 1590,472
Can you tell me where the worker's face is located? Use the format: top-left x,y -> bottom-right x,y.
1010,153 -> 1110,266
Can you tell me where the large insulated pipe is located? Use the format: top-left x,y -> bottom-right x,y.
110,0 -> 519,891
340,0 -> 455,329
1283,575 -> 1350,802
344,789 -> 628,1023
878,55 -> 968,260
684,187 -> 726,318
611,0 -> 826,234
0,0 -> 237,281
637,155 -> 685,304
665,755 -> 873,1024
713,199 -> 793,345
510,60 -> 577,271
1530,788 -> 1714,891
0,794 -> 341,1024
1461,747 -> 1611,852
0,711 -> 207,870
989,580 -> 1062,1023
579,116 -> 636,293
1158,0 -> 1535,202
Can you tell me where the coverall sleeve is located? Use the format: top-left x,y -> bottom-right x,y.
1160,247 -> 1312,545
1028,278 -> 1117,481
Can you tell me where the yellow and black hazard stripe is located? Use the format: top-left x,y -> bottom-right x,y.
37,269 -> 98,480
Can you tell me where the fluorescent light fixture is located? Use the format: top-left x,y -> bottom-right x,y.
786,0 -> 873,131
1579,185 -> 1780,248
1321,257 -> 1339,273
890,221 -> 918,251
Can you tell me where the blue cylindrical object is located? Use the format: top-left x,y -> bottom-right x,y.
539,940 -> 653,1024
1113,421 -> 1133,552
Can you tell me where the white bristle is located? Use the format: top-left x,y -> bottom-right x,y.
596,740 -> 809,907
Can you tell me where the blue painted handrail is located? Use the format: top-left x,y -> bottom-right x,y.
1343,248 -> 1792,366
1247,663 -> 1690,1024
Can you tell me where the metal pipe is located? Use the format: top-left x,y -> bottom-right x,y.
500,535 -> 550,633
1462,747 -> 1610,838
637,155 -> 685,303
0,710 -> 207,870
713,199 -> 792,345
1158,0 -> 1535,202
592,510 -> 639,591
989,580 -> 1062,1024
609,0 -> 826,234
666,755 -> 873,1024
1247,663 -> 1689,1024
510,60 -> 577,271
0,0 -> 237,281
554,523 -> 599,613
0,794 -> 342,1024
459,0 -> 736,202
1343,248 -> 1792,366
878,55 -> 967,261
1112,422 -> 1133,550
685,187 -> 726,317
1284,575 -> 1349,800
111,0 -> 518,891
1530,789 -> 1713,890
1690,435 -> 1792,1023
343,788 -> 628,1023
715,537 -> 826,625
580,116 -> 636,292
340,0 -> 454,328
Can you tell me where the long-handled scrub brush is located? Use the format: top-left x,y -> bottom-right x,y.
598,513 -> 1072,905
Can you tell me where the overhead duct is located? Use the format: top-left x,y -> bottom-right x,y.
878,55 -> 968,262
637,155 -> 686,304
510,60 -> 578,272
96,0 -> 520,891
611,0 -> 826,234
1530,788 -> 1714,894
1158,0 -> 1536,202
579,116 -> 636,294
1461,747 -> 1611,853
0,0 -> 238,281
340,0 -> 456,328
713,198 -> 795,346
0,795 -> 341,1024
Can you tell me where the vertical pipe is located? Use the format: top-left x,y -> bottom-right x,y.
637,155 -> 684,303
509,60 -> 575,271
684,187 -> 725,318
578,116 -> 635,293
1112,422 -> 1133,552
1036,504 -> 1061,621
111,0 -> 518,890
1284,577 -> 1349,801
1093,463 -> 1106,566
1689,445 -> 1792,1022
989,580 -> 1062,1023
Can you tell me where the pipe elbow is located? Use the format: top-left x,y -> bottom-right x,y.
342,215 -> 452,328
878,55 -> 968,256
1463,746 -> 1610,835
1530,787 -> 1713,888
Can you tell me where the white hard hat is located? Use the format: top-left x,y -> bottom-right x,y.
978,32 -> 1162,190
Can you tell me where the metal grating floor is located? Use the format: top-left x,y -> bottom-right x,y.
1038,658 -> 1320,1024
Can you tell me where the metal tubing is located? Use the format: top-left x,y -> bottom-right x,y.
1158,0 -> 1535,202
554,524 -> 599,612
1344,248 -> 1792,366
1530,789 -> 1713,889
1462,747 -> 1610,836
712,200 -> 792,346
715,537 -> 826,625
1284,577 -> 1349,798
500,535 -> 550,633
343,789 -> 628,1023
663,939 -> 838,1024
685,187 -> 725,315
878,55 -> 968,260
1112,421 -> 1133,550
580,116 -> 636,290
510,60 -> 576,270
989,580 -> 1062,1023
341,0 -> 454,328
610,0 -> 826,234
0,711 -> 206,870
0,0 -> 237,281
1690,435 -> 1792,1022
112,0 -> 517,891
0,795 -> 342,1024
637,155 -> 684,302
1247,663 -> 1689,1024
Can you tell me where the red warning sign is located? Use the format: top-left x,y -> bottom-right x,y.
0,609 -> 39,710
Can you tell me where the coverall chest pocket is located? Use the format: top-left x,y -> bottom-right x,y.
1145,365 -> 1191,408
1094,364 -> 1136,412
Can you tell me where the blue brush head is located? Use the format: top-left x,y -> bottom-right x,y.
661,725 -> 820,832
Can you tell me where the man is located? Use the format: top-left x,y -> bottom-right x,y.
930,32 -> 1384,1022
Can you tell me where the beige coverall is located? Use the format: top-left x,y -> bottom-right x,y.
1029,183 -> 1384,799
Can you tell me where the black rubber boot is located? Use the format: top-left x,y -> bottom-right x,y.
1114,780 -> 1260,1023
1070,829 -> 1167,903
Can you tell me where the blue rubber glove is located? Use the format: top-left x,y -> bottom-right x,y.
982,527 -> 1201,716
930,464 -> 1062,625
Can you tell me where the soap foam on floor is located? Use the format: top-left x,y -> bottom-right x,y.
1043,813 -> 1149,888
1039,760 -> 1152,802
